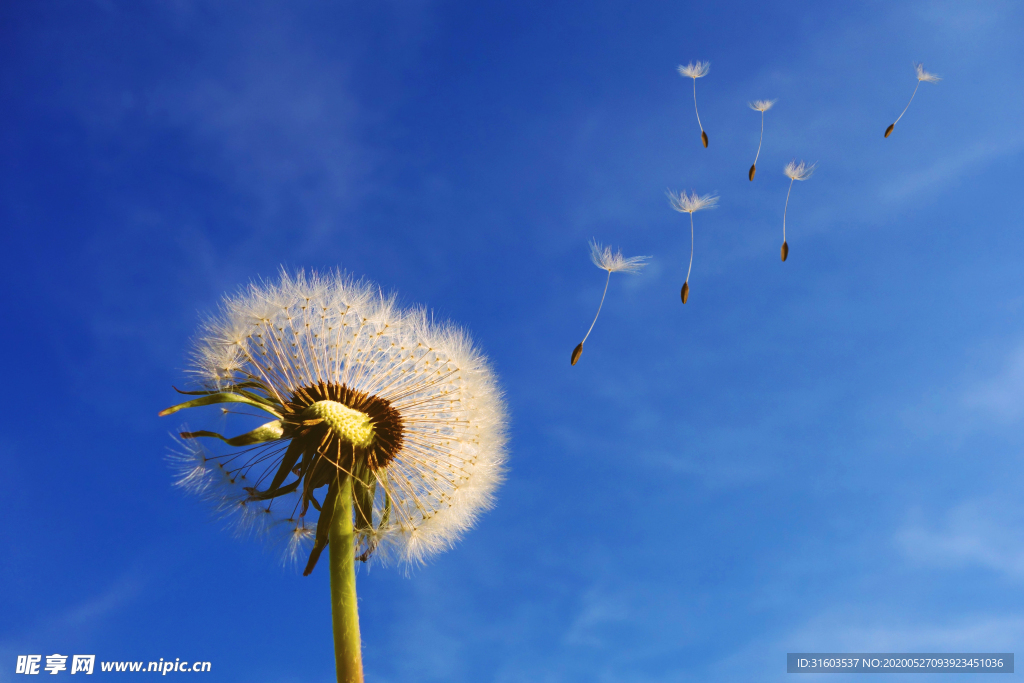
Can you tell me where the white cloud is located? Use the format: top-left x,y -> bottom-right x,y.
963,345 -> 1024,420
710,610 -> 1024,682
787,612 -> 1024,652
897,498 -> 1024,578
0,575 -> 145,663
881,136 -> 1024,201
563,582 -> 635,647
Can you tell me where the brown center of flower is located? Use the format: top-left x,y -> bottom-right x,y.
285,382 -> 404,472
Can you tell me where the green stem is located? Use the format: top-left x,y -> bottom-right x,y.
329,475 -> 364,683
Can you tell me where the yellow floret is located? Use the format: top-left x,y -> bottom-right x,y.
303,400 -> 375,448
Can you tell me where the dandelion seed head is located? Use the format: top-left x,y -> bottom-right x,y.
748,99 -> 777,112
170,269 -> 508,568
677,61 -> 710,79
280,519 -> 316,567
784,160 -> 816,181
588,240 -> 649,274
167,436 -> 216,496
915,62 -> 941,83
667,190 -> 720,214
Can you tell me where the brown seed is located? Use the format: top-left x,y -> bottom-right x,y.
781,241 -> 789,262
570,342 -> 584,366
748,164 -> 756,181
681,282 -> 689,304
884,123 -> 895,138
701,130 -> 709,148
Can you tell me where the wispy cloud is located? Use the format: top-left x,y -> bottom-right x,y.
786,612 -> 1024,652
710,610 -> 1024,681
962,344 -> 1024,420
881,136 -> 1024,201
897,498 -> 1024,579
897,342 -> 1024,440
145,38 -> 372,243
563,582 -> 635,647
0,575 -> 145,660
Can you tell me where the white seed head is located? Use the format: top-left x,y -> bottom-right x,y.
588,240 -> 649,274
915,62 -> 941,83
677,61 -> 710,79
784,160 -> 816,181
748,99 -> 777,112
280,519 -> 316,568
167,436 -> 271,538
177,269 -> 508,567
667,190 -> 720,214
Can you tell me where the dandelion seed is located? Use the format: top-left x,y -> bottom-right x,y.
885,62 -> 941,138
678,61 -> 711,147
160,269 -> 508,683
571,241 -> 649,366
781,160 -> 816,261
747,99 -> 776,180
668,191 -> 719,302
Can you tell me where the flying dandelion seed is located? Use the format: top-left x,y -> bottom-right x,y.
747,99 -> 776,181
571,240 -> 649,366
160,269 -> 508,683
781,160 -> 815,261
678,61 -> 711,148
885,62 -> 941,138
668,190 -> 719,302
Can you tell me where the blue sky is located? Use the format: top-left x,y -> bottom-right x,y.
2,0 -> 1023,681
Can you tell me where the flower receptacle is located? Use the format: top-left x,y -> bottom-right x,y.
303,400 -> 375,449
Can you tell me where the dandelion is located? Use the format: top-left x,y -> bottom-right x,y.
160,269 -> 508,683
678,61 -> 711,147
747,99 -> 776,180
781,160 -> 815,261
571,241 -> 649,366
668,190 -> 719,303
885,62 -> 941,138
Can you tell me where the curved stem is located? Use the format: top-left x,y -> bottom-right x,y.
581,269 -> 611,345
329,475 -> 364,683
893,80 -> 921,126
692,78 -> 703,131
782,178 -> 794,242
753,111 -> 765,165
686,212 -> 695,283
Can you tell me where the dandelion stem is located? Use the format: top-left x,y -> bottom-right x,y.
692,78 -> 703,132
329,474 -> 364,683
581,269 -> 611,345
893,79 -> 921,127
753,111 -> 765,166
686,212 -> 695,284
782,178 -> 794,243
